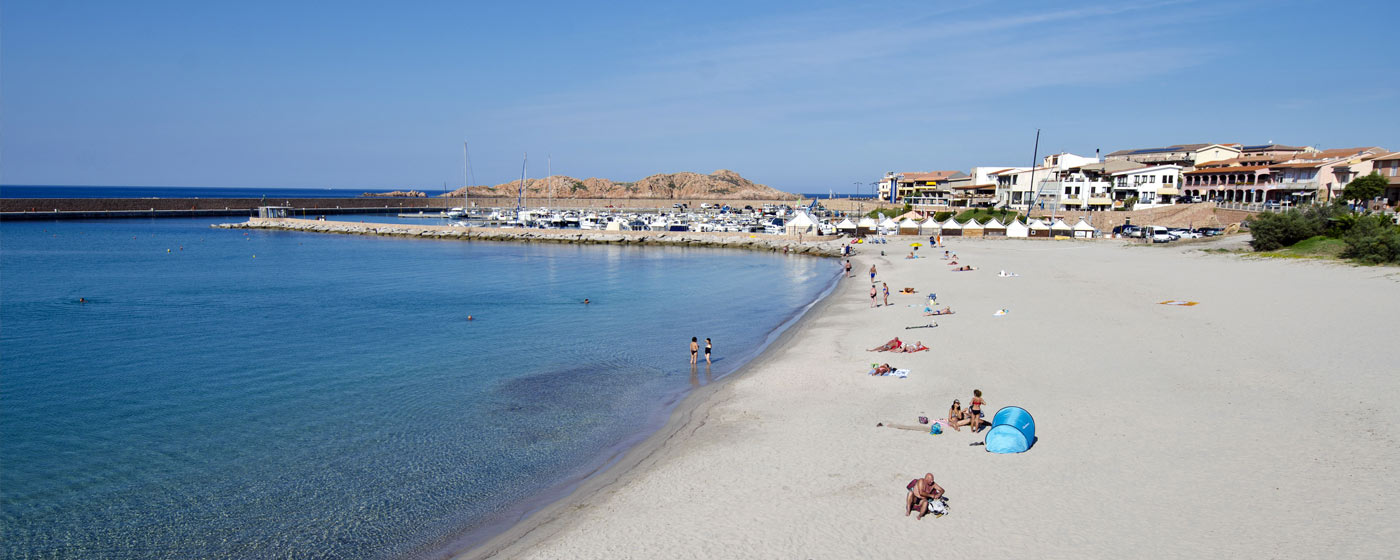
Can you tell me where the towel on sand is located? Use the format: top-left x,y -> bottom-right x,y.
867,368 -> 910,379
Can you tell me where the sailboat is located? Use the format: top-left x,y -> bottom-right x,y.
448,142 -> 472,221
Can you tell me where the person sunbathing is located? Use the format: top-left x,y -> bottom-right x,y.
867,337 -> 902,352
924,307 -> 954,316
898,341 -> 929,353
899,287 -> 916,294
906,252 -> 918,259
946,399 -> 971,431
871,363 -> 895,376
953,265 -> 977,271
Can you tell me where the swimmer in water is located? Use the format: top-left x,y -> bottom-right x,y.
583,298 -> 590,304
467,315 -> 474,321
79,298 -> 87,303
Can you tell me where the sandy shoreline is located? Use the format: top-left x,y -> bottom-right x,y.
458,235 -> 1398,559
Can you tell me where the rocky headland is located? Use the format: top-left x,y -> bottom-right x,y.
441,170 -> 798,201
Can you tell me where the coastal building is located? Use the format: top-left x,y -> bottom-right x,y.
1179,147 -> 1386,204
879,171 -> 968,205
1111,165 -> 1183,208
1370,152 -> 1400,205
1104,143 -> 1241,168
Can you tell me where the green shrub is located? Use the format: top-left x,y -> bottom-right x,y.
1249,208 -> 1329,251
1339,214 -> 1400,264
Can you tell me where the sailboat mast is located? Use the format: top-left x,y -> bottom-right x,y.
517,153 -> 528,213
462,141 -> 472,213
548,155 -> 553,210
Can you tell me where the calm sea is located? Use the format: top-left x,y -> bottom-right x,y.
0,217 -> 836,558
0,185 -> 418,199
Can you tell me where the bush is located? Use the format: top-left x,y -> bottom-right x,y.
1339,214 -> 1400,264
1248,206 -> 1335,251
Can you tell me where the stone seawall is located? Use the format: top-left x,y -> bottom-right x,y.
216,218 -> 848,257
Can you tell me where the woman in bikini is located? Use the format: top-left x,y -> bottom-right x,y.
689,337 -> 699,364
947,399 -> 971,431
969,389 -> 987,432
704,338 -> 712,364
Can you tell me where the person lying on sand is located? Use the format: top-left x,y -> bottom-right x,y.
871,363 -> 894,375
947,399 -> 971,431
897,341 -> 929,353
868,338 -> 902,352
953,266 -> 977,271
924,307 -> 954,316
900,287 -> 916,294
906,252 -> 919,259
906,473 -> 945,520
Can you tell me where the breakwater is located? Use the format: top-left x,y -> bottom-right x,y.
0,197 -> 437,221
217,218 -> 848,257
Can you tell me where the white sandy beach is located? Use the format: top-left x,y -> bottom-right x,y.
465,236 -> 1399,559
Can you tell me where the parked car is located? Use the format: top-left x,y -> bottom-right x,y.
1262,200 -> 1280,209
1199,227 -> 1224,236
1173,229 -> 1203,239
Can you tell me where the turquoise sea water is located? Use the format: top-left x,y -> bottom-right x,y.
0,218 -> 836,558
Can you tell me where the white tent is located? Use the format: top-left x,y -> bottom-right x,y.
878,217 -> 899,235
920,216 -> 941,235
836,218 -> 857,232
1028,218 -> 1050,238
1072,218 -> 1096,239
982,217 -> 1007,237
1050,218 -> 1072,237
961,218 -> 984,238
785,211 -> 817,235
1006,219 -> 1029,238
941,217 -> 963,237
899,217 -> 921,235
857,216 -> 877,236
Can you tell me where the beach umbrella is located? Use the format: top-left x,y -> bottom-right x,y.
910,242 -> 922,247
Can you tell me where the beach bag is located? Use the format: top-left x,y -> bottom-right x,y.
930,423 -> 942,435
927,497 -> 948,515
918,416 -> 929,424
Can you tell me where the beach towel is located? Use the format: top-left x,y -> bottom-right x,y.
869,367 -> 910,378
1158,300 -> 1199,306
994,309 -> 1008,316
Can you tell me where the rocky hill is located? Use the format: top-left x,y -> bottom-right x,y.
440,170 -> 798,200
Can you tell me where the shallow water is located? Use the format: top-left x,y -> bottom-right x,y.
0,217 -> 836,558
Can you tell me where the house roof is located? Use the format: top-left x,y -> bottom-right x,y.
900,170 -> 964,182
1239,144 -> 1308,152
1372,151 -> 1400,162
1289,147 -> 1385,161
1075,160 -> 1145,174
1106,143 -> 1239,157
951,183 -> 997,190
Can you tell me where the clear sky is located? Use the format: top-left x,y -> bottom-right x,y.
3,0 -> 1396,193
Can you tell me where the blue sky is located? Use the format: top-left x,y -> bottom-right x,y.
3,0 -> 1396,193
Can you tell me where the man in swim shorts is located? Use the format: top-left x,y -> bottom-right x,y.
906,473 -> 945,519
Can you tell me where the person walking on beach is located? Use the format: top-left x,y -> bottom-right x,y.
869,264 -> 877,283
882,282 -> 890,307
690,337 -> 699,364
845,260 -> 853,277
870,284 -> 878,307
704,338 -> 712,364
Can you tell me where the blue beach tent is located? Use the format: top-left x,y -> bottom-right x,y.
983,406 -> 1036,453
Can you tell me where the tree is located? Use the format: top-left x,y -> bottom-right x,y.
1341,172 -> 1387,205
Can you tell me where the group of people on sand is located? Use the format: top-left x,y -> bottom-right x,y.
943,389 -> 988,432
866,337 -> 928,354
688,337 -> 712,364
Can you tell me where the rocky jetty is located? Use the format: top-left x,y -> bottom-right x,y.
362,190 -> 427,197
216,218 -> 844,257
441,170 -> 798,201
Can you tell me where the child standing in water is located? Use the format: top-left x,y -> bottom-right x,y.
689,337 -> 699,364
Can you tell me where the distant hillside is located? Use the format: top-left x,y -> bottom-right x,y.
440,170 -> 799,200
